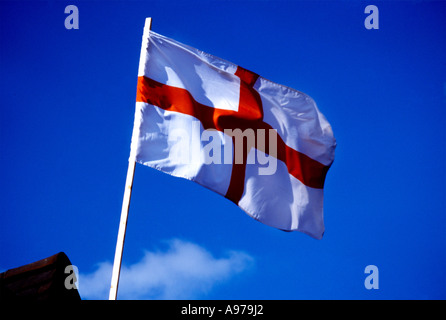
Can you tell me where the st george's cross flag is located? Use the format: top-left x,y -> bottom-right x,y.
130,24 -> 336,239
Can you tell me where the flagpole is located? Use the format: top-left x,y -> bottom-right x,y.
109,17 -> 152,301
109,158 -> 136,300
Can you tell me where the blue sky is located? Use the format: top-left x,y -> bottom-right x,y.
1,0 -> 445,300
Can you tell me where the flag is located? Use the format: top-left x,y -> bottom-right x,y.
130,28 -> 336,239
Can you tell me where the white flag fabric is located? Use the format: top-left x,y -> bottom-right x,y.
131,28 -> 336,239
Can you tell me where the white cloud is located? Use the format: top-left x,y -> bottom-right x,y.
79,239 -> 254,300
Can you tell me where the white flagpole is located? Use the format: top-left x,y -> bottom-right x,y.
109,17 -> 152,301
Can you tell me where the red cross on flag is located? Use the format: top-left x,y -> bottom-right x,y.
130,28 -> 336,239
